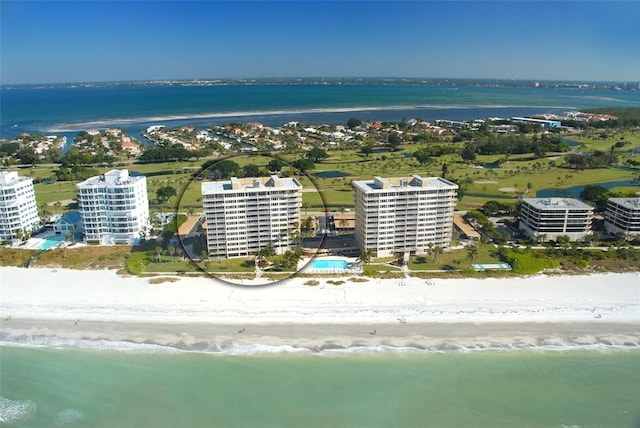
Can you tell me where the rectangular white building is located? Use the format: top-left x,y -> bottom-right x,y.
518,198 -> 594,242
77,169 -> 150,244
0,171 -> 40,241
202,175 -> 302,258
604,198 -> 640,239
352,175 -> 458,258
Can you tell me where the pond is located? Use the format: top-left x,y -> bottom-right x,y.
482,161 -> 501,169
560,137 -> 583,148
536,180 -> 640,198
312,171 -> 351,178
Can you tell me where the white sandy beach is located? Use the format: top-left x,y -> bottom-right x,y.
1,267 -> 639,324
1,267 -> 639,352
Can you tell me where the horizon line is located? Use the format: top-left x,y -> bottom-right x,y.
2,76 -> 638,88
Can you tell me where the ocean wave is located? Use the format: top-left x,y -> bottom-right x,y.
45,104 -> 574,132
0,396 -> 37,424
53,408 -> 83,426
1,332 -> 638,356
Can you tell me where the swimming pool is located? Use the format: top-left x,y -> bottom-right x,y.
35,235 -> 65,250
311,259 -> 350,269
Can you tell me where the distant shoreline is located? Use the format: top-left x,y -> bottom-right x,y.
2,77 -> 637,91
45,104 -> 574,132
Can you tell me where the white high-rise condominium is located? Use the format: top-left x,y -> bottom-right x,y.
0,171 -> 40,241
77,169 -> 150,244
352,175 -> 458,258
202,175 -> 302,258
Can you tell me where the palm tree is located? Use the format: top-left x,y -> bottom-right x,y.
467,246 -> 479,266
358,248 -> 374,266
433,246 -> 444,263
302,201 -> 311,216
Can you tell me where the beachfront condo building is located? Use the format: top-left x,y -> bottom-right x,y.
518,198 -> 594,242
352,175 -> 458,258
604,198 -> 640,239
202,175 -> 302,258
0,171 -> 40,242
77,169 -> 150,244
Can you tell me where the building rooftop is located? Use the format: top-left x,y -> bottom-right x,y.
77,169 -> 144,188
608,197 -> 640,210
352,175 -> 458,192
0,171 -> 31,186
201,175 -> 301,194
522,197 -> 593,210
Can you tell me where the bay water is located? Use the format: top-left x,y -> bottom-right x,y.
1,345 -> 639,427
2,84 -> 640,141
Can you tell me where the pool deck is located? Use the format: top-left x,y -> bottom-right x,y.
298,256 -> 363,274
20,232 -> 70,250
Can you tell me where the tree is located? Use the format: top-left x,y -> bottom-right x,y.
413,147 -> 431,165
307,147 -> 329,163
441,163 -> 449,179
268,159 -> 285,172
242,163 -> 261,177
361,142 -> 374,157
467,246 -> 479,265
302,201 -> 311,216
156,185 -> 177,203
358,248 -> 374,265
154,246 -> 163,262
292,158 -> 315,172
346,118 -> 362,129
460,143 -> 477,162
205,159 -> 240,179
433,246 -> 444,262
580,185 -> 609,212
387,133 -> 402,151
555,235 -> 571,249
16,147 -> 38,165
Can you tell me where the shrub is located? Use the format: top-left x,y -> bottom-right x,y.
500,248 -> 559,275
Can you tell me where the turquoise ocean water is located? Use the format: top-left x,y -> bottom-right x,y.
1,346 -> 639,427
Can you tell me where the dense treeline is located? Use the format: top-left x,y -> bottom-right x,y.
584,107 -> 640,128
474,134 -> 568,156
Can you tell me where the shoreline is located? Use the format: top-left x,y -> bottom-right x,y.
1,267 -> 639,353
45,103 -> 572,132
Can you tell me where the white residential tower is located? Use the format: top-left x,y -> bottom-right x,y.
352,175 -> 458,258
77,169 -> 150,244
202,175 -> 302,258
0,171 -> 40,241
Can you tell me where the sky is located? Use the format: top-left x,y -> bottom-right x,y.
1,1 -> 639,84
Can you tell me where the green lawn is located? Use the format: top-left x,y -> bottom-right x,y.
408,246 -> 502,271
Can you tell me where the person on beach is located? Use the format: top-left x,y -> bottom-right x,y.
74,319 -> 80,325
238,328 -> 246,333
370,329 -> 376,335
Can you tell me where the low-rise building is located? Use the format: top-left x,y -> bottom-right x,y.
202,175 -> 302,258
0,171 -> 40,241
604,198 -> 640,239
77,169 -> 150,244
352,175 -> 458,258
53,211 -> 82,236
518,198 -> 594,242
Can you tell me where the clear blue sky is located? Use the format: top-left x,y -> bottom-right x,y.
1,1 -> 638,84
